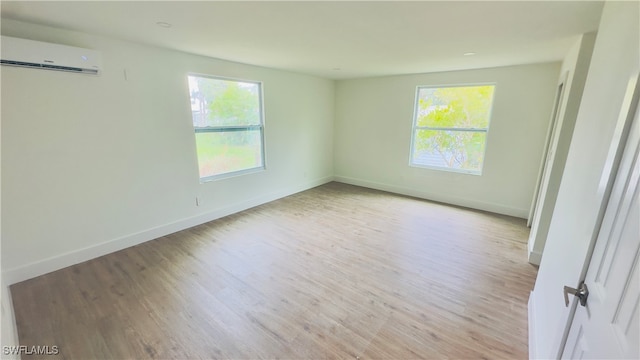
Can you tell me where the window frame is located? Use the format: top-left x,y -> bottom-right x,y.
408,83 -> 496,176
187,73 -> 267,183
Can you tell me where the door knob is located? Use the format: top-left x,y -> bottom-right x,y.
563,282 -> 589,307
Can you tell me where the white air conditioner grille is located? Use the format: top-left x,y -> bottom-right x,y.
1,36 -> 102,75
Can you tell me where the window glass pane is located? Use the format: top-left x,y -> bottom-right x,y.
188,74 -> 265,180
416,85 -> 494,128
195,130 -> 263,178
188,76 -> 261,127
412,129 -> 487,172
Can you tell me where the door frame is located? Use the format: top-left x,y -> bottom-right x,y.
527,72 -> 569,227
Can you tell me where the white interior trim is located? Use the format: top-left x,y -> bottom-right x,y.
528,249 -> 543,266
334,175 -> 529,218
528,293 -> 538,360
1,276 -> 20,360
3,176 -> 334,286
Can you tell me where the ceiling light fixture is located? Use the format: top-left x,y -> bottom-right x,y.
463,52 -> 477,56
156,22 -> 172,28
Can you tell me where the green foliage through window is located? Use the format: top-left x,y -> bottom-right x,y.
188,75 -> 264,180
410,85 -> 495,174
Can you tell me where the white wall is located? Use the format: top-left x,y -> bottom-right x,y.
529,1 -> 639,358
334,63 -> 560,217
1,19 -> 335,284
1,65 -> 19,357
527,33 -> 596,265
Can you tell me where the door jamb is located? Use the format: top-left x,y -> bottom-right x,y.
528,72 -> 569,226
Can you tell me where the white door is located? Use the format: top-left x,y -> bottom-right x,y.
562,99 -> 640,359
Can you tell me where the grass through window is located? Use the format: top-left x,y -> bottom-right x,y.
188,75 -> 265,181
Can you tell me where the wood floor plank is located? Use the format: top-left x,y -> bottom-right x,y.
10,182 -> 537,359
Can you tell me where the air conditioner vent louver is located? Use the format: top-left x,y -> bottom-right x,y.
1,36 -> 102,75
0,59 -> 99,74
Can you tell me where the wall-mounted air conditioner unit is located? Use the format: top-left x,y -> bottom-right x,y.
1,36 -> 102,75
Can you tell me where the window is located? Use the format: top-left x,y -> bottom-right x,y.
410,84 -> 495,175
188,75 -> 265,181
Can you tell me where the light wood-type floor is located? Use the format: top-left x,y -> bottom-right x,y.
11,182 -> 538,359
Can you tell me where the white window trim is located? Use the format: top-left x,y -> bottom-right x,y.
408,83 -> 496,176
188,73 -> 267,183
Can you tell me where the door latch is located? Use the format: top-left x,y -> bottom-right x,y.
563,282 -> 589,307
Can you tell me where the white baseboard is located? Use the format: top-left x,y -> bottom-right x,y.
1,275 -> 20,360
528,250 -> 543,265
3,176 -> 334,286
334,175 -> 529,218
527,237 -> 543,265
528,292 -> 537,360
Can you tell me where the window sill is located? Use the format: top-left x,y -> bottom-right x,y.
199,166 -> 266,183
409,163 -> 483,176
